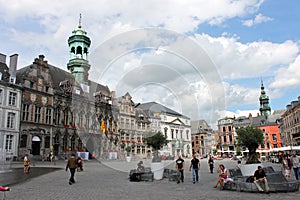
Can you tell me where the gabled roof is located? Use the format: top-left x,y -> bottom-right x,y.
0,62 -> 10,82
137,101 -> 189,119
16,56 -> 110,97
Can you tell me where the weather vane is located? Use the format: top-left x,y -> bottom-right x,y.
78,13 -> 82,28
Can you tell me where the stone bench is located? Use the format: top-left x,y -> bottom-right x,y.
227,166 -> 300,193
129,167 -> 153,182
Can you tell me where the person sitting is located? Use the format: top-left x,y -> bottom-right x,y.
253,166 -> 269,194
214,164 -> 228,190
137,161 -> 145,173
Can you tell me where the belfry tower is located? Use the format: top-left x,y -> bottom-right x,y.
67,14 -> 91,85
259,81 -> 271,116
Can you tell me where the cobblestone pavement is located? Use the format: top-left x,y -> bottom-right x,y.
2,158 -> 300,200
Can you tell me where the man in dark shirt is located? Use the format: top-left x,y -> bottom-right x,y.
253,166 -> 269,193
189,153 -> 200,183
176,155 -> 185,183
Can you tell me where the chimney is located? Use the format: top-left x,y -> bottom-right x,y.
9,54 -> 18,77
0,53 -> 6,64
39,55 -> 45,61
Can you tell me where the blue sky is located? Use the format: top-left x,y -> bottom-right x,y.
0,0 -> 299,128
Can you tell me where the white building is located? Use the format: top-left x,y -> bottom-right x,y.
137,102 -> 192,157
0,53 -> 22,161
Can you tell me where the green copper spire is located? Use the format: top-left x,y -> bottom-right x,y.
259,81 -> 271,116
67,14 -> 91,84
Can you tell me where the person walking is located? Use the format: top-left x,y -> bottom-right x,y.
291,151 -> 300,180
66,154 -> 77,185
282,154 -> 291,178
23,153 -> 30,174
175,155 -> 185,184
208,155 -> 214,173
189,153 -> 200,184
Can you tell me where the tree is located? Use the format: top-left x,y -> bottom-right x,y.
144,131 -> 168,162
236,126 -> 264,164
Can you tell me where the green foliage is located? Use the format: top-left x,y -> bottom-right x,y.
144,131 -> 168,151
125,146 -> 131,152
144,131 -> 168,162
236,126 -> 264,164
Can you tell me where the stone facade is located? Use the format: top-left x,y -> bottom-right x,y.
0,53 -> 22,161
282,97 -> 300,146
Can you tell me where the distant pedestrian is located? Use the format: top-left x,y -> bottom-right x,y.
24,153 -> 30,174
189,153 -> 200,183
282,154 -> 291,178
291,151 -> 300,180
66,154 -> 77,185
208,155 -> 214,173
175,155 -> 185,184
76,156 -> 83,172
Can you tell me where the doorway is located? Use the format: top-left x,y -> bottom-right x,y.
32,136 -> 41,155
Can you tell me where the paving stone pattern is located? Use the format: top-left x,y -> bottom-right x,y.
3,159 -> 300,200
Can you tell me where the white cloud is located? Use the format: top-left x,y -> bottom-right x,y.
270,55 -> 300,88
1,0 -> 299,130
242,13 -> 273,27
194,34 -> 299,79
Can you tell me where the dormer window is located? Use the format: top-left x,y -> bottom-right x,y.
9,76 -> 16,84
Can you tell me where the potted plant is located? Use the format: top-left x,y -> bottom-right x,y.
236,126 -> 264,176
144,131 -> 168,180
125,146 -> 132,162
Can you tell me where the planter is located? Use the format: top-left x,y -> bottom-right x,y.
239,163 -> 262,176
126,156 -> 131,162
151,162 -> 164,180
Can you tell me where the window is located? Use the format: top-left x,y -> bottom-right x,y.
5,135 -> 13,151
222,127 -> 226,132
22,104 -> 29,121
0,89 -> 2,104
186,130 -> 189,140
7,112 -> 15,129
45,136 -> 50,148
45,108 -> 52,124
223,135 -> 227,143
228,126 -> 232,132
34,106 -> 41,123
8,92 -> 17,106
171,129 -> 174,139
20,135 -> 27,147
164,127 -> 168,138
272,134 -> 277,141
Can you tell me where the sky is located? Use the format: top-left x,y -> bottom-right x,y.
0,0 -> 299,129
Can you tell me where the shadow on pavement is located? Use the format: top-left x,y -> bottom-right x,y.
0,167 -> 61,187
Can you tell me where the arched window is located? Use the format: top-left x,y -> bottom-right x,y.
71,135 -> 76,150
63,135 -> 68,151
78,138 -> 83,151
76,46 -> 82,58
